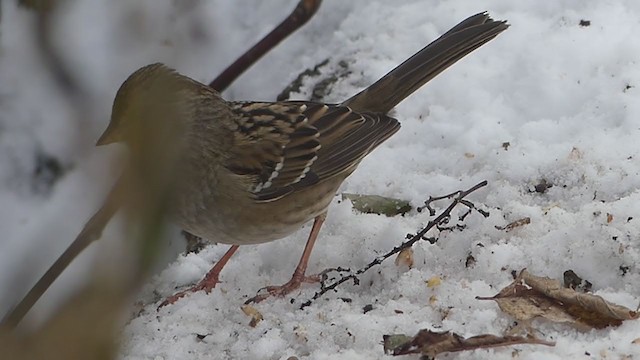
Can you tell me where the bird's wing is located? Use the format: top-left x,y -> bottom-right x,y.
226,101 -> 399,202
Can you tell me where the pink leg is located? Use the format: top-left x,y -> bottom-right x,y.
159,245 -> 240,308
250,213 -> 327,303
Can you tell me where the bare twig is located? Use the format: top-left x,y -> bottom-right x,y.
209,0 -> 322,91
0,3 -> 115,329
300,180 -> 489,308
1,175 -> 125,329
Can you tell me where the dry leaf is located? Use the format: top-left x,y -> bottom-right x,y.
394,248 -> 414,269
478,269 -> 639,330
427,276 -> 442,288
241,305 -> 263,327
607,213 -> 614,223
383,329 -> 554,357
495,217 -> 530,231
341,193 -> 411,217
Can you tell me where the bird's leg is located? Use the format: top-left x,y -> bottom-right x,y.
158,244 -> 240,308
249,213 -> 327,303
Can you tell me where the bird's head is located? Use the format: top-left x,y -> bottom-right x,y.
97,63 -> 196,147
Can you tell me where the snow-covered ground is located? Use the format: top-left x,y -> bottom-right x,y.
2,0 -> 640,359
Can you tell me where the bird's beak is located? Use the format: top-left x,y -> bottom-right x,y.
96,122 -> 119,146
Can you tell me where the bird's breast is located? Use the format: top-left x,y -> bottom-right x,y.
173,172 -> 346,246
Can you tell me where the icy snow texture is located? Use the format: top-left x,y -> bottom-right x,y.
1,0 -> 640,359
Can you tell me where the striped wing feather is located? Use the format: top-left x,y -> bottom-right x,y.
225,101 -> 400,202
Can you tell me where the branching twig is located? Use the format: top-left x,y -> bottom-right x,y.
300,180 -> 489,309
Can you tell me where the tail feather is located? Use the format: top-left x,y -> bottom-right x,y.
342,12 -> 509,113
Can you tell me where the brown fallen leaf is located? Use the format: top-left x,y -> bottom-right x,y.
426,276 -> 442,288
394,247 -> 414,269
383,329 -> 554,357
342,193 -> 412,217
495,217 -> 530,231
477,269 -> 639,330
241,305 -> 263,327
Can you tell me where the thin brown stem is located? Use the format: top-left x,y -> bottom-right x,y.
1,174 -> 126,329
209,0 -> 322,91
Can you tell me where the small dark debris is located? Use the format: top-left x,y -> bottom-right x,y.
277,59 -> 352,103
394,309 -> 404,314
627,217 -> 633,222
424,237 -> 438,244
579,19 -> 591,27
563,270 -> 593,292
502,142 -> 510,150
531,179 -> 553,194
363,304 -> 374,314
465,254 -> 476,268
624,84 -> 634,93
340,297 -> 352,303
619,265 -> 630,276
32,152 -> 69,195
195,333 -> 209,341
510,270 -> 518,279
310,60 -> 352,102
277,59 -> 329,101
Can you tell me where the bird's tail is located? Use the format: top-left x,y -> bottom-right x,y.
342,12 -> 508,113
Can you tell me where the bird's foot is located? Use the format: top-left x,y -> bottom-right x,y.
246,272 -> 321,304
157,274 -> 220,309
157,245 -> 239,309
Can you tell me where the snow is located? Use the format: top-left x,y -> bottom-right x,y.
2,0 -> 640,359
